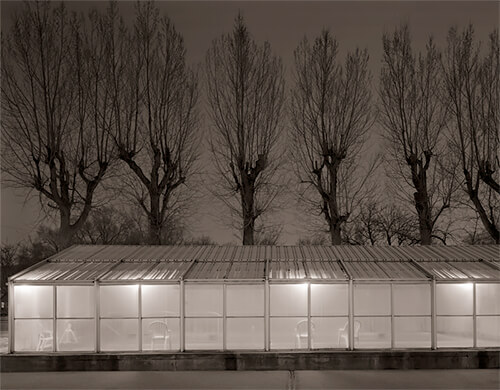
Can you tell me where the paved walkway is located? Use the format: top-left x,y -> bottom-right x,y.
1,370 -> 499,389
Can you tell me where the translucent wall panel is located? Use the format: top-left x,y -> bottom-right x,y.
477,316 -> 500,347
311,284 -> 348,316
14,285 -> 53,318
311,317 -> 348,348
185,285 -> 223,317
100,319 -> 139,351
142,318 -> 180,351
270,317 -> 307,349
393,284 -> 431,315
270,284 -> 307,316
141,285 -> 180,317
226,285 -> 264,316
476,284 -> 500,315
437,316 -> 473,347
100,285 -> 138,317
393,317 -> 431,348
226,318 -> 264,350
185,318 -> 222,350
436,283 -> 473,315
56,319 -> 95,351
14,319 -> 53,351
354,284 -> 390,316
57,286 -> 94,318
354,317 -> 391,348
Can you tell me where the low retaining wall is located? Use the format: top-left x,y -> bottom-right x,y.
2,350 -> 499,372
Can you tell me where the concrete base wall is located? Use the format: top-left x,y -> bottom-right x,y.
1,350 -> 499,372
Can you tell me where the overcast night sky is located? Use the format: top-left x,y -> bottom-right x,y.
1,1 -> 498,245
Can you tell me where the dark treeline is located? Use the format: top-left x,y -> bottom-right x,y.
1,1 -> 498,262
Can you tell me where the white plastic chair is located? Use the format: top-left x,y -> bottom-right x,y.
295,320 -> 315,348
149,321 -> 171,350
37,322 -> 53,351
338,320 -> 360,348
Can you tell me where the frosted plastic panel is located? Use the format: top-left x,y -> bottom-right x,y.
270,317 -> 308,349
56,319 -> 95,351
354,284 -> 390,316
14,319 -> 53,351
142,318 -> 180,351
476,284 -> 500,315
477,316 -> 500,347
57,286 -> 94,318
311,284 -> 348,316
14,285 -> 53,318
354,317 -> 391,348
141,285 -> 180,317
185,318 -> 222,350
311,317 -> 348,348
100,285 -> 138,318
270,284 -> 307,316
226,285 -> 264,316
393,284 -> 431,315
394,317 -> 431,348
436,283 -> 473,315
100,319 -> 139,351
437,316 -> 473,347
185,284 -> 222,317
226,318 -> 264,349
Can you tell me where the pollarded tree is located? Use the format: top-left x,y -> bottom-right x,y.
290,30 -> 375,245
205,14 -> 285,245
442,25 -> 499,243
379,24 -> 457,245
1,2 -> 113,248
110,2 -> 200,244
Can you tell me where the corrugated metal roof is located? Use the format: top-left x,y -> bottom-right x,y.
11,244 -> 499,282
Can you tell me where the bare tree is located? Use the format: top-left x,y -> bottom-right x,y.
205,14 -> 285,245
379,24 -> 457,245
1,2 -> 113,247
442,25 -> 499,243
290,30 -> 375,245
109,2 -> 200,244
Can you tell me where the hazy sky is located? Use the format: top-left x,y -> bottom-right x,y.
1,1 -> 498,245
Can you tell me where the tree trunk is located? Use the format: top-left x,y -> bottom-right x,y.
241,181 -> 255,245
149,193 -> 163,245
329,220 -> 342,245
414,189 -> 433,245
243,217 -> 255,245
58,206 -> 74,249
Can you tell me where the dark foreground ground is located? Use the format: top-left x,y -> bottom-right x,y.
1,370 -> 499,389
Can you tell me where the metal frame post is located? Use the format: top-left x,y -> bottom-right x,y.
53,286 -> 57,352
95,282 -> 100,352
348,280 -> 354,350
138,284 -> 142,351
307,282 -> 312,349
180,280 -> 185,352
223,283 -> 227,350
390,283 -> 394,349
8,283 -> 14,353
431,279 -> 437,349
473,282 -> 477,348
265,279 -> 270,351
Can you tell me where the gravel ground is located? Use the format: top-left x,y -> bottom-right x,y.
1,370 -> 499,390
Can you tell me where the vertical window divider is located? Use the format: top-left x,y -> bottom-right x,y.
265,279 -> 270,351
53,285 -> 57,352
307,282 -> 312,350
223,283 -> 227,351
348,280 -> 354,351
138,284 -> 142,352
431,279 -> 436,350
473,282 -> 477,348
95,282 -> 100,353
180,280 -> 185,352
390,283 -> 394,349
